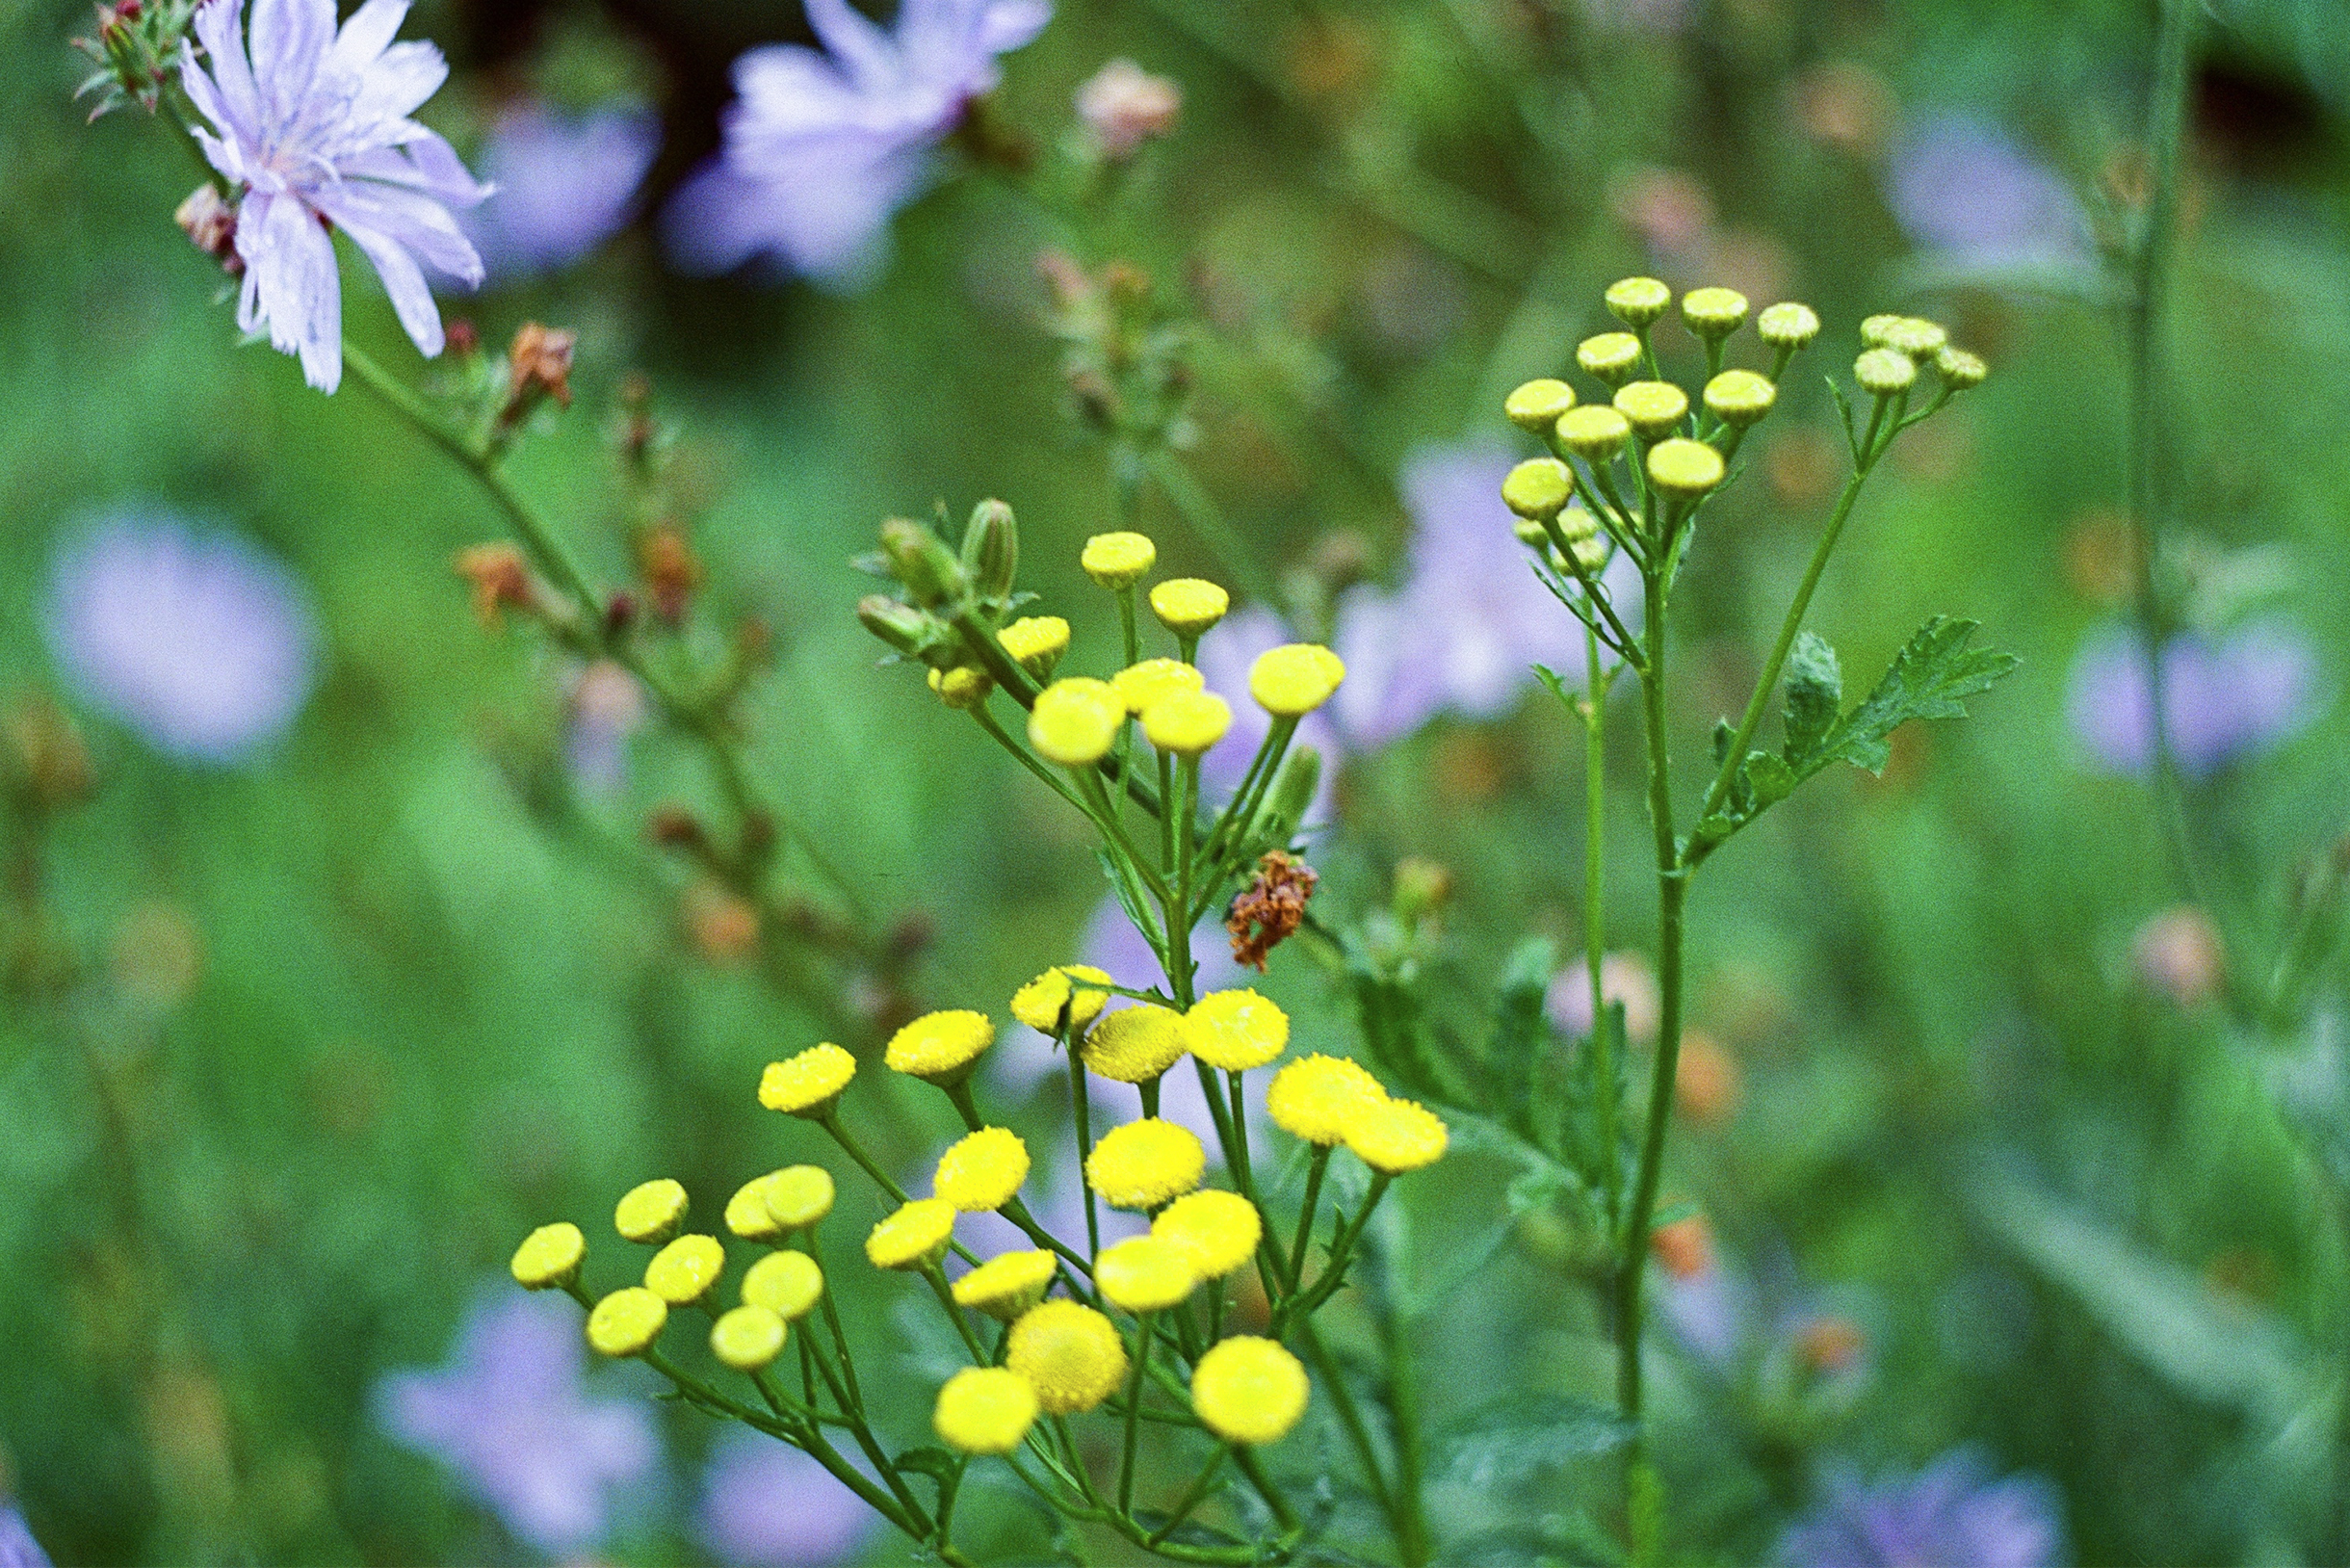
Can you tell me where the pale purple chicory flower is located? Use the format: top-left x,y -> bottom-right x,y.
463,102 -> 659,279
44,512 -> 317,763
377,1288 -> 658,1556
697,1431 -> 877,1567
180,0 -> 491,392
0,1506 -> 51,1568
1780,1449 -> 2064,1568
2067,618 -> 2317,778
663,0 -> 1049,287
1885,116 -> 2091,269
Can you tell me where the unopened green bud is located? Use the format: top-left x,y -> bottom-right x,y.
1501,458 -> 1574,521
1570,533 -> 1611,573
879,518 -> 968,609
1557,506 -> 1601,544
1756,302 -> 1820,350
1504,379 -> 1577,432
1860,314 -> 1905,349
1935,346 -> 1988,389
1556,405 -> 1632,461
1703,370 -> 1776,428
1512,517 -> 1554,552
1647,437 -> 1726,499
1614,380 -> 1688,440
858,594 -> 940,657
1254,745 -> 1322,847
1881,317 -> 1947,359
961,499 -> 1019,601
1605,276 -> 1672,329
1681,286 -> 1748,340
1577,332 -> 1643,386
1854,348 -> 1917,397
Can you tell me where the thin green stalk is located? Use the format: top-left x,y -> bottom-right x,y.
1119,1311 -> 1158,1514
1294,1317 -> 1400,1526
1373,1272 -> 1433,1567
1146,1446 -> 1231,1546
1070,1022 -> 1103,1259
925,1263 -> 992,1363
1289,1146 -> 1333,1291
1584,622 -> 1619,1228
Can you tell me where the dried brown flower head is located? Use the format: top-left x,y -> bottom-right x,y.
1226,850 -> 1318,972
454,543 -> 534,627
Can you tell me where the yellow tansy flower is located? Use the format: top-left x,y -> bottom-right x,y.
1191,1335 -> 1310,1445
614,1178 -> 689,1244
742,1249 -> 825,1321
1010,964 -> 1114,1034
933,1366 -> 1039,1455
1110,658 -> 1203,716
763,1165 -> 837,1231
1182,989 -> 1289,1071
586,1287 -> 666,1358
510,1222 -> 585,1291
866,1197 -> 957,1270
1005,1299 -> 1127,1415
933,1126 -> 1031,1213
644,1234 -> 725,1307
1248,644 -> 1345,718
1028,678 -> 1125,767
1141,690 -> 1232,758
951,1248 -> 1058,1320
1342,1095 -> 1450,1174
710,1305 -> 786,1371
1266,1054 -> 1386,1146
999,615 -> 1071,680
1152,1189 -> 1262,1279
759,1041 -> 856,1116
1094,1234 -> 1200,1313
1081,1004 -> 1188,1084
1085,1117 -> 1206,1210
1149,578 -> 1228,637
885,1009 -> 994,1084
1082,531 -> 1157,588
1613,380 -> 1688,440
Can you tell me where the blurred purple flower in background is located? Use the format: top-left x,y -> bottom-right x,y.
1780,1450 -> 2063,1568
463,103 -> 659,279
697,1431 -> 876,1567
1884,116 -> 2091,269
181,0 -> 492,391
2067,619 -> 2317,778
565,659 -> 647,797
44,513 -> 317,764
377,1289 -> 657,1556
664,0 -> 1050,286
0,1506 -> 51,1568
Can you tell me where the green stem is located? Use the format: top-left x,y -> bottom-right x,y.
1294,1317 -> 1399,1523
1584,624 -> 1619,1229
1146,1446 -> 1231,1546
1289,1146 -> 1333,1292
1119,1310 -> 1158,1514
1373,1271 -> 1433,1566
925,1262 -> 992,1363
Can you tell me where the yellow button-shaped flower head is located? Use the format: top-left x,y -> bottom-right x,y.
1703,370 -> 1776,429
951,1248 -> 1058,1320
615,1178 -> 689,1244
1191,1336 -> 1310,1445
1266,1054 -> 1386,1145
1028,678 -> 1125,766
759,1041 -> 856,1117
1504,378 -> 1577,432
1150,578 -> 1230,638
1110,658 -> 1204,716
927,665 -> 993,710
1936,346 -> 1988,389
1613,380 -> 1688,440
1095,1235 -> 1200,1313
1152,1189 -> 1263,1279
1082,1004 -> 1188,1084
1647,438 -> 1726,500
1605,275 -> 1672,328
1082,531 -> 1157,588
1182,989 -> 1289,1072
742,1249 -> 825,1321
933,1126 -> 1031,1213
587,1287 -> 667,1358
710,1304 -> 786,1371
1501,458 -> 1573,522
1085,1117 -> 1207,1210
510,1222 -> 585,1291
1855,348 -> 1917,396
1010,965 -> 1114,1033
644,1234 -> 726,1306
1555,404 -> 1632,461
725,1174 -> 789,1241
1343,1095 -> 1450,1174
999,614 -> 1071,680
763,1165 -> 837,1232
1757,301 -> 1820,350
934,1365 -> 1039,1455
1248,644 -> 1345,718
1680,285 -> 1749,339
1860,313 -> 1904,349
1881,316 -> 1947,359
1577,331 -> 1643,386
886,1009 -> 995,1085
867,1197 -> 957,1270
1142,691 -> 1233,758
1006,1299 -> 1128,1414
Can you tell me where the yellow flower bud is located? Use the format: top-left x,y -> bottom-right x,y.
763,1165 -> 836,1231
927,665 -> 994,710
644,1233 -> 726,1306
710,1304 -> 786,1371
1142,690 -> 1233,757
1095,1234 -> 1200,1313
1152,1189 -> 1262,1278
1647,437 -> 1726,499
951,1248 -> 1058,1320
1571,533 -> 1612,573
1010,965 -> 1114,1033
885,1009 -> 995,1084
1028,678 -> 1125,766
1680,285 -> 1748,339
1082,1004 -> 1189,1084
1191,1336 -> 1310,1445
1557,506 -> 1601,544
1110,658 -> 1205,716
1266,1054 -> 1385,1145
586,1286 -> 666,1357
742,1248 -> 825,1320
1248,644 -> 1345,718
1605,275 -> 1673,328
510,1222 -> 585,1291
614,1179 -> 689,1244
725,1174 -> 790,1241
1860,313 -> 1904,349
1342,1095 -> 1449,1173
1150,578 -> 1229,638
1577,331 -> 1644,386
1555,404 -> 1632,460
1006,1299 -> 1127,1414
1504,378 -> 1577,432
933,1365 -> 1039,1455
999,615 -> 1070,680
1613,380 -> 1689,440
1082,531 -> 1157,588
1936,346 -> 1988,389
1757,301 -> 1820,350
1855,348 -> 1918,396
1085,1117 -> 1207,1210
866,1197 -> 957,1270
1501,457 -> 1574,522
1702,369 -> 1776,429
1181,989 -> 1289,1071
933,1126 -> 1031,1213
1881,316 -> 1947,359
759,1041 -> 856,1117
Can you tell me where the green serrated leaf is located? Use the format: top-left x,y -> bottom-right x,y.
1781,631 -> 1841,758
1436,1394 -> 1633,1495
1791,616 -> 2021,778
